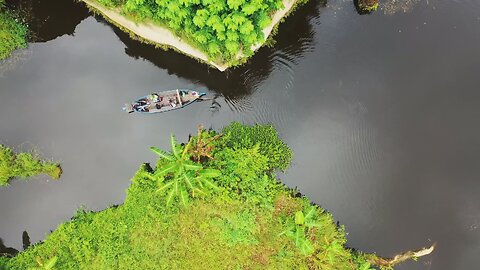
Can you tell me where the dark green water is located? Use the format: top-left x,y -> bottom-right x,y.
1,0 -> 479,269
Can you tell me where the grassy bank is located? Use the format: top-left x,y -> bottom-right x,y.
0,123 -> 430,269
0,144 -> 62,186
0,0 -> 28,60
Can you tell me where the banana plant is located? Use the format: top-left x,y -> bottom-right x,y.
149,135 -> 221,206
280,205 -> 321,256
29,256 -> 57,270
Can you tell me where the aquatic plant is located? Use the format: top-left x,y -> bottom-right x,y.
0,1 -> 28,60
0,144 -> 62,186
0,123 -> 433,269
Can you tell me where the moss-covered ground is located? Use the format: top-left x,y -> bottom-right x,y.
0,123 -> 421,269
0,144 -> 62,186
0,0 -> 28,60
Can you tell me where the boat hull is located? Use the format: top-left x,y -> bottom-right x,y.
124,89 -> 204,114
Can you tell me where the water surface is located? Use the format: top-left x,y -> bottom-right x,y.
1,0 -> 479,269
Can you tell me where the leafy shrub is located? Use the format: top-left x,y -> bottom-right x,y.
221,122 -> 292,171
211,144 -> 282,206
0,145 -> 62,186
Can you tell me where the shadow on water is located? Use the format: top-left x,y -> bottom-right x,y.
95,0 -> 326,99
22,231 -> 30,251
0,238 -> 18,257
6,0 -> 89,43
0,230 -> 30,257
5,0 -> 326,99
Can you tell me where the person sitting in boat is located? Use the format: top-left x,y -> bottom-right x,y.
149,93 -> 160,102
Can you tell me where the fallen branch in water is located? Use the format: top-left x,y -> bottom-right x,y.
366,243 -> 436,269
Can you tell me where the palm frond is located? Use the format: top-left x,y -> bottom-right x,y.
154,163 -> 177,177
181,137 -> 191,160
201,177 -> 220,191
183,163 -> 202,171
179,187 -> 189,206
44,257 -> 58,270
183,174 -> 194,190
170,134 -> 179,159
165,187 -> 176,206
156,181 -> 175,193
149,147 -> 173,161
192,187 -> 207,197
304,205 -> 316,221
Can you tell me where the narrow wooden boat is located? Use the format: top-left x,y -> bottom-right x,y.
123,89 -> 205,113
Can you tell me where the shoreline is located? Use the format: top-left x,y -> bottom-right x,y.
81,0 -> 298,71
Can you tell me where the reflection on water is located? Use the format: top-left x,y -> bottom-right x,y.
6,0 -> 89,42
21,231 -> 30,250
1,0 -> 480,269
0,49 -> 31,77
382,0 -> 423,15
97,0 -> 325,101
0,238 -> 18,257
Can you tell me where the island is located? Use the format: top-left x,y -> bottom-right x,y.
81,0 -> 308,71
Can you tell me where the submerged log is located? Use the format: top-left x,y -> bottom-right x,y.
366,243 -> 436,268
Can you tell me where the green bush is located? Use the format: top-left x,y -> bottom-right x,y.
0,3 -> 28,60
0,144 -> 62,186
221,122 -> 292,171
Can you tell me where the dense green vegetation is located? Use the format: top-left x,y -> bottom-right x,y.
0,144 -> 62,186
0,123 -> 423,269
92,0 -> 302,65
0,0 -> 28,60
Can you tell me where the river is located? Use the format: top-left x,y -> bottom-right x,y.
1,0 -> 479,269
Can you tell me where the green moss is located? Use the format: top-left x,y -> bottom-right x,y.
1,123 -> 419,269
0,2 -> 28,60
0,144 -> 62,186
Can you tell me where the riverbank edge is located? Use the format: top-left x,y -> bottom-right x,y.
0,123 -> 434,269
80,0 -> 307,71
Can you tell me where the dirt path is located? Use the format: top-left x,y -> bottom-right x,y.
82,0 -> 297,71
